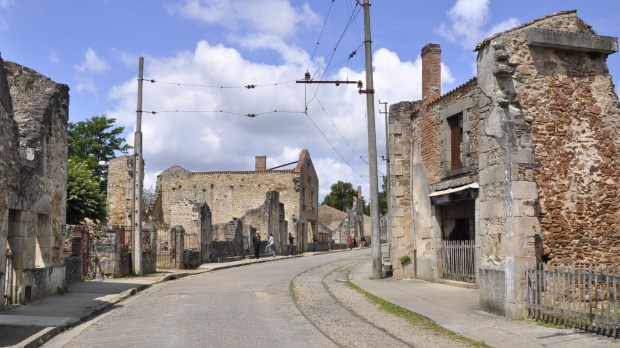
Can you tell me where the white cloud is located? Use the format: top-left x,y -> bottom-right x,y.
106,38 -> 414,202
0,0 -> 14,9
49,50 -> 60,64
75,47 -> 110,73
486,18 -> 520,38
170,0 -> 320,39
438,0 -> 520,51
75,77 -> 98,95
437,0 -> 490,49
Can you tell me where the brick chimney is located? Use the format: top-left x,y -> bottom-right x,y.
255,156 -> 266,171
421,43 -> 441,101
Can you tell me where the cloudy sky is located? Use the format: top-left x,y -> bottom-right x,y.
1,0 -> 620,202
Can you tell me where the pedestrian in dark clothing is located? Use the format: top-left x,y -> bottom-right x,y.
312,236 -> 318,252
288,232 -> 295,255
253,232 -> 261,259
353,237 -> 358,248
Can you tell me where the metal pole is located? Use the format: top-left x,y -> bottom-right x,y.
362,0 -> 382,278
132,57 -> 144,275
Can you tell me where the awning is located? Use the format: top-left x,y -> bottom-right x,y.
429,183 -> 479,205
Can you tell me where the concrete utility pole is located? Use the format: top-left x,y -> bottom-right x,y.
360,0 -> 382,278
132,57 -> 144,275
380,101 -> 391,260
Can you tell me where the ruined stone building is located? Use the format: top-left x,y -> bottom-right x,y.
0,56 -> 70,306
387,11 -> 620,319
108,149 -> 319,258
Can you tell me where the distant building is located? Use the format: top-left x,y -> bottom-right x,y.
0,56 -> 70,306
108,150 -> 319,254
387,11 -> 620,318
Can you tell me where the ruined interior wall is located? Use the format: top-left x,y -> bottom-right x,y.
240,191 -> 284,254
170,200 -> 204,250
296,150 -> 319,249
515,22 -> 620,265
155,166 -> 302,238
387,101 -> 417,279
107,156 -> 133,227
1,60 -> 69,304
474,12 -> 611,318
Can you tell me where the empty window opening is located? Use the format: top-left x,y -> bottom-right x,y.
448,113 -> 464,170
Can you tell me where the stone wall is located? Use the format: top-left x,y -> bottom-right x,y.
387,11 -> 620,319
476,10 -> 619,317
387,101 -> 418,279
241,191 -> 286,254
107,156 -> 133,227
0,57 -> 69,306
143,150 -> 319,254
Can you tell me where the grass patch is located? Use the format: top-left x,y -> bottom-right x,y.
290,282 -> 298,301
346,280 -> 490,348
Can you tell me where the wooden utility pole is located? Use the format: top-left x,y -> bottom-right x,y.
132,57 -> 144,275
361,0 -> 382,278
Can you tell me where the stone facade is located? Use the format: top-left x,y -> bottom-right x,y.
387,11 -> 620,319
144,149 -> 319,253
0,57 -> 69,306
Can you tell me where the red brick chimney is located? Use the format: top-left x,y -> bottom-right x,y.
255,156 -> 266,171
421,43 -> 441,101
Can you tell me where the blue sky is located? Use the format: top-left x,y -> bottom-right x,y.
2,0 -> 620,201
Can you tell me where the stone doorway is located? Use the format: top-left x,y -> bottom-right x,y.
439,201 -> 476,283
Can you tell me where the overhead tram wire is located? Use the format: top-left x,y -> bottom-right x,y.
306,0 -> 336,73
304,1 -> 363,108
141,78 -> 297,89
141,109 -> 306,118
312,93 -> 370,166
316,1 -> 362,81
303,110 -> 368,183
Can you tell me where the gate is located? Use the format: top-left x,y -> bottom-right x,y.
442,240 -> 475,283
156,229 -> 177,269
3,250 -> 17,306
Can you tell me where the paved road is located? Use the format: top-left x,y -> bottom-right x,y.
47,250 -> 367,347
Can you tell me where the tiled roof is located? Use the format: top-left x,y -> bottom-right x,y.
410,77 -> 478,116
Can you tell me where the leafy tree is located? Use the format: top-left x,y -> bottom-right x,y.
363,178 -> 388,215
67,115 -> 131,224
321,181 -> 356,212
68,115 -> 131,182
66,159 -> 106,224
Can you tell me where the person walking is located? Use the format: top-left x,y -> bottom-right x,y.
265,233 -> 276,257
348,235 -> 353,250
312,236 -> 318,252
288,232 -> 295,255
253,231 -> 261,259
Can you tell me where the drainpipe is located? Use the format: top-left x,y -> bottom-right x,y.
410,142 -> 417,278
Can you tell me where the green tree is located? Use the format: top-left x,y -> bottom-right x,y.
68,115 -> 132,182
363,178 -> 388,215
66,159 -> 106,224
67,115 -> 131,223
321,181 -> 356,212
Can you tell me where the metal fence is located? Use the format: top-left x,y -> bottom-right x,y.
156,229 -> 177,269
442,240 -> 475,283
526,263 -> 619,338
